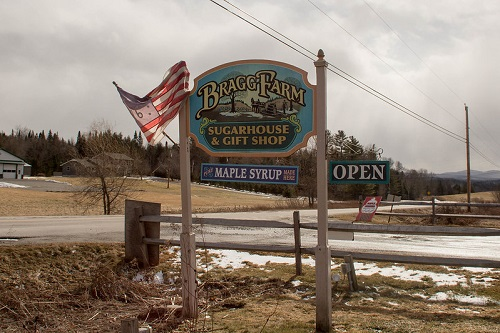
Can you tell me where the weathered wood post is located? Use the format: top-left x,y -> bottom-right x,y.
124,199 -> 161,267
121,318 -> 152,333
344,255 -> 358,291
432,197 -> 436,224
121,318 -> 138,333
314,49 -> 332,332
293,211 -> 302,276
179,99 -> 198,319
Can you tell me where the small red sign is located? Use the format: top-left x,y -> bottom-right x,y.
356,196 -> 382,222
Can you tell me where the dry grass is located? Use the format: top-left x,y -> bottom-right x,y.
0,188 -> 83,216
1,178 -> 499,332
0,243 -> 498,332
0,177 -> 297,216
436,192 -> 498,202
328,192 -> 500,228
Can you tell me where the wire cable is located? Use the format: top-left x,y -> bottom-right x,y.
212,0 -> 464,142
362,0 -> 466,106
209,0 -> 500,168
362,0 -> 500,165
309,0 -> 463,126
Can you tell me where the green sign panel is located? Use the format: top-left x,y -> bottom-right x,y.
329,160 -> 390,184
188,60 -> 315,157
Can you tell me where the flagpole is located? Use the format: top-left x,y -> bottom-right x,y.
179,102 -> 198,318
162,131 -> 178,147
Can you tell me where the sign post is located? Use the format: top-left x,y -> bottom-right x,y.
314,49 -> 332,332
179,104 -> 197,318
186,57 -> 322,327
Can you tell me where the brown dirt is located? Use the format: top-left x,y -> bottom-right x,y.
0,243 -> 498,332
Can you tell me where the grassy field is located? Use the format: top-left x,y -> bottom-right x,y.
0,177 -> 297,216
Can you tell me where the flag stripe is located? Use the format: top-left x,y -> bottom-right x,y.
148,61 -> 188,98
151,72 -> 189,108
154,86 -> 189,112
115,61 -> 190,145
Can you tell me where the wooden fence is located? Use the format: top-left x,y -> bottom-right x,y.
377,198 -> 500,223
125,200 -> 500,270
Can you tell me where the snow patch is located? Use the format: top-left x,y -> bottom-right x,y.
0,182 -> 27,188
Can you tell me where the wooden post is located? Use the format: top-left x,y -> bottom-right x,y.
144,216 -> 161,267
293,211 -> 302,276
314,49 -> 332,332
387,194 -> 394,224
432,197 -> 436,224
465,104 -> 472,212
179,101 -> 198,318
121,318 -> 138,333
124,200 -> 161,268
344,255 -> 358,291
136,206 -> 149,267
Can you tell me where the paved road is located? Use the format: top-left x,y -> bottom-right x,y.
0,210 -> 498,263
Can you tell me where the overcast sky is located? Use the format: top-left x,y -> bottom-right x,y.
1,0 -> 499,173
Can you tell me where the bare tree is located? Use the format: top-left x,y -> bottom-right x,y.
220,71 -> 247,113
73,120 -> 138,215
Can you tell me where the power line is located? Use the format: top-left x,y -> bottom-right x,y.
209,0 -> 314,61
308,0 -> 463,126
469,111 -> 500,160
470,143 -> 500,169
209,0 -> 500,168
362,0 -> 500,165
362,0 -> 466,106
212,0 -> 464,142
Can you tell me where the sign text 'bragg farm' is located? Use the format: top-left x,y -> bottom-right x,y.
188,60 -> 315,157
195,70 -> 306,118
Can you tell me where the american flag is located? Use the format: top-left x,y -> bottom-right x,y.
114,61 -> 190,145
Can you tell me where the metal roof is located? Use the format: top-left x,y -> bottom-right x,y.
0,149 -> 25,164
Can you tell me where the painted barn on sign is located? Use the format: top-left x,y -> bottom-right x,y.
0,148 -> 27,179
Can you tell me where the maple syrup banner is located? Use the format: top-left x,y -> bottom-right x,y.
201,163 -> 299,185
188,60 -> 316,157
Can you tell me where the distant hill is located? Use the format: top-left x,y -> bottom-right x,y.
436,170 -> 500,181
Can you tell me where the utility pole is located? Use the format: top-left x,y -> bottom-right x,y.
465,104 -> 471,212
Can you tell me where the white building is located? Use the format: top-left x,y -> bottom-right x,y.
0,149 -> 26,179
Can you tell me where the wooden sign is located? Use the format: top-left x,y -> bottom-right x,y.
188,60 -> 316,157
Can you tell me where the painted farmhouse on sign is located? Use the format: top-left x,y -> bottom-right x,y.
0,148 -> 29,179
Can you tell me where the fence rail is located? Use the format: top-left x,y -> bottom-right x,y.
378,198 -> 500,222
125,200 -> 500,269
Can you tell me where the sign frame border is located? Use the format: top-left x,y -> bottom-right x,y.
186,59 -> 317,157
328,160 -> 390,184
200,163 -> 299,185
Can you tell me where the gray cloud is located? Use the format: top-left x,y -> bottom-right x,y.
1,0 -> 499,173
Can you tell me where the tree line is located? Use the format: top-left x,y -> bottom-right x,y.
1,125 -> 471,204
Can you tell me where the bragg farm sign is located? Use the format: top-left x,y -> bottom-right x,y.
188,60 -> 315,157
